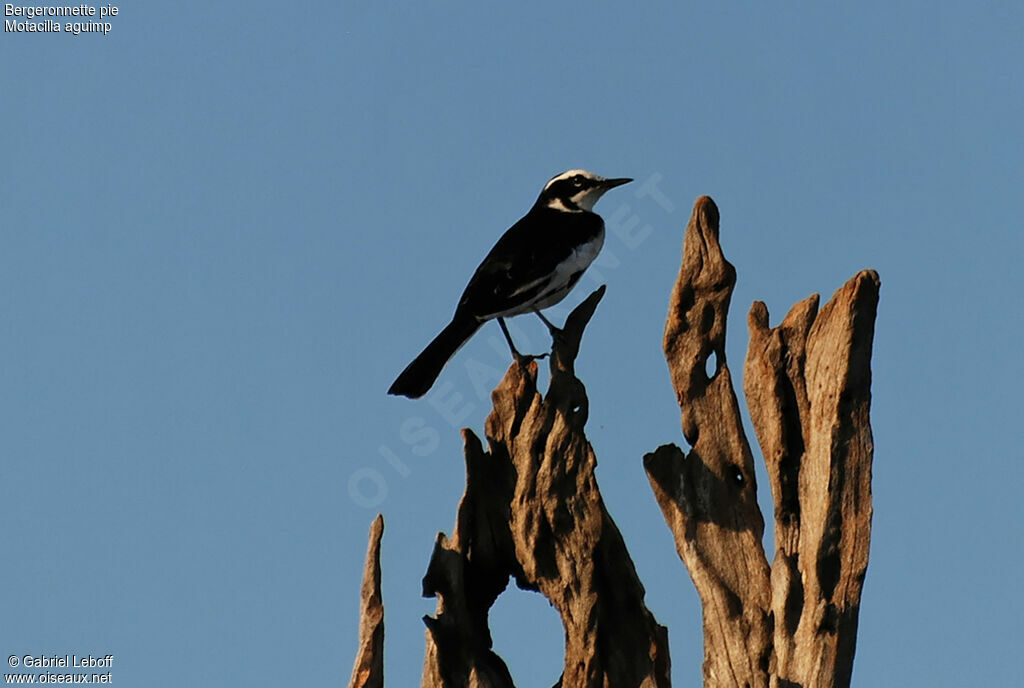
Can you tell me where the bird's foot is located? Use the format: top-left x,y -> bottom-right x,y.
544,326 -> 570,354
532,310 -> 568,350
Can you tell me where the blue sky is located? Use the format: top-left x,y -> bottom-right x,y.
2,2 -> 1022,686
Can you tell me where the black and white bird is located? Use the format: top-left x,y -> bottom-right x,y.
388,169 -> 631,398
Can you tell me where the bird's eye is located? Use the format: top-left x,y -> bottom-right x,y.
572,175 -> 585,187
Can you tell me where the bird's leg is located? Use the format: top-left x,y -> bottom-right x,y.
533,309 -> 567,348
498,317 -> 547,366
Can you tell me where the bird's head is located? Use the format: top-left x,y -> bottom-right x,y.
537,169 -> 632,213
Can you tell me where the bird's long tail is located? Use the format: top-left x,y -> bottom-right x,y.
388,313 -> 482,398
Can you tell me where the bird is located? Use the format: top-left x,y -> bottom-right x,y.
387,169 -> 632,398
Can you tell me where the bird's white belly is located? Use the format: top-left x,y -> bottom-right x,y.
495,229 -> 604,317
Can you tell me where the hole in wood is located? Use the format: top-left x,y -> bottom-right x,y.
705,349 -> 718,381
728,464 -> 745,487
489,586 -> 564,685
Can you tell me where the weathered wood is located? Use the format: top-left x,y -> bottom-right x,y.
744,294 -> 819,685
422,286 -> 670,688
745,270 -> 879,688
646,194 -> 878,688
645,196 -> 773,688
420,429 -> 517,688
348,515 -> 385,688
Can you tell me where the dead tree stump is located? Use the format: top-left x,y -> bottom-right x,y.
349,195 -> 878,688
645,196 -> 878,688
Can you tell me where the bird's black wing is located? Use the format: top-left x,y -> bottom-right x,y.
456,208 -> 602,319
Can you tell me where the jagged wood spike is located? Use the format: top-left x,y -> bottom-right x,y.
745,270 -> 879,688
420,433 -> 517,688
348,515 -> 384,688
645,196 -> 773,688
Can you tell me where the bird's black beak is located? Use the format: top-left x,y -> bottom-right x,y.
601,177 -> 633,189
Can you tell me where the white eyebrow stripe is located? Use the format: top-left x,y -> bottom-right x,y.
543,168 -> 598,191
